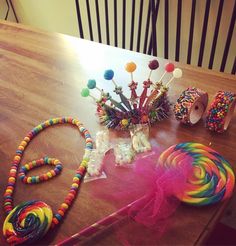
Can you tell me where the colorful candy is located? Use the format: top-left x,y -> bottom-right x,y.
125,62 -> 137,73
148,59 -> 159,70
174,87 -> 208,125
104,69 -> 114,80
165,62 -> 175,73
158,142 -> 235,206
3,117 -> 93,244
83,61 -> 183,130
158,62 -> 175,82
104,69 -> 132,111
81,88 -> 90,97
19,157 -> 62,184
165,68 -> 183,87
3,201 -> 53,245
206,91 -> 236,133
87,79 -> 97,89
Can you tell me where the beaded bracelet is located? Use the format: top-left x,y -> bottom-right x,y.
206,91 -> 236,133
3,117 -> 93,245
174,87 -> 208,125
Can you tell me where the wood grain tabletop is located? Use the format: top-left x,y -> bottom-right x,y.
0,20 -> 235,245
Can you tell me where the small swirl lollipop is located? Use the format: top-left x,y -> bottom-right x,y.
104,69 -> 132,111
3,200 -> 53,245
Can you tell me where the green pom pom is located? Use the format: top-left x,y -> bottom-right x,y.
87,79 -> 96,89
81,88 -> 90,97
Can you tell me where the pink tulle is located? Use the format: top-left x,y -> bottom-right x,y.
88,147 -> 193,245
128,153 -> 193,229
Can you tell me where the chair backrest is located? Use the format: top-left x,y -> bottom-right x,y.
75,0 -> 235,75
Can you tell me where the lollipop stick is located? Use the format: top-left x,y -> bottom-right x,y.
96,87 -> 103,93
165,68 -> 182,87
148,70 -> 152,80
159,71 -> 166,82
89,95 -> 97,101
112,79 -> 118,87
165,77 -> 175,87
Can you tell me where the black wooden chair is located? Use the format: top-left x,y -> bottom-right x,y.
75,0 -> 235,74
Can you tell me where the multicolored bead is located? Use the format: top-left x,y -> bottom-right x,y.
206,91 -> 236,133
3,117 -> 93,244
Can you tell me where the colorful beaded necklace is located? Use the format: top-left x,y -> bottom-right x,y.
3,117 -> 93,245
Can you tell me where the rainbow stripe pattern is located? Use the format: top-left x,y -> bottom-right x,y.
3,201 -> 53,245
158,142 -> 235,206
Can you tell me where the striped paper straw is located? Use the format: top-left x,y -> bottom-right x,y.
56,197 -> 144,246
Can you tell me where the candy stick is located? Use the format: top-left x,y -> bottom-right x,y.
139,60 -> 160,110
128,81 -> 139,108
104,69 -> 132,111
126,62 -> 138,108
165,68 -> 182,87
56,196 -> 145,246
145,67 -> 182,109
144,82 -> 163,109
87,79 -> 127,112
142,60 -> 161,108
105,94 -> 127,112
139,80 -> 152,110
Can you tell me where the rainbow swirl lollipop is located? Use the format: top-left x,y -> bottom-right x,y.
158,142 -> 235,206
3,200 -> 53,245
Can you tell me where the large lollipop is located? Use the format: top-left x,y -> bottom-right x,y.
158,142 -> 235,206
3,201 -> 53,245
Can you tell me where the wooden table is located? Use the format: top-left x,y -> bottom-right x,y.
0,20 -> 235,245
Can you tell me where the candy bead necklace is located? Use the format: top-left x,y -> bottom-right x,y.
3,117 -> 93,245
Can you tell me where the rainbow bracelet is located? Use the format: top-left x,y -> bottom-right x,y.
206,91 -> 236,133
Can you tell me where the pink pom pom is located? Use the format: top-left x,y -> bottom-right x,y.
165,63 -> 175,73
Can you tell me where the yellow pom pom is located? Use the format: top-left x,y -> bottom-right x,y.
125,62 -> 136,73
